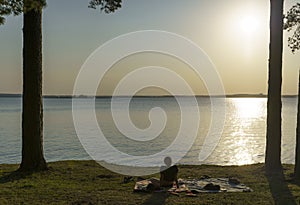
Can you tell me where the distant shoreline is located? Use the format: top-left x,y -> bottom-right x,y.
0,93 -> 297,98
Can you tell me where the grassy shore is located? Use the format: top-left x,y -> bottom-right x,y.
0,161 -> 300,205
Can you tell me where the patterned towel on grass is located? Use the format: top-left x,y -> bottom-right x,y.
178,177 -> 253,193
134,177 -> 252,193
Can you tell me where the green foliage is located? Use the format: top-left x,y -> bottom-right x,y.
284,3 -> 300,53
0,0 -> 22,24
0,0 -> 46,25
89,0 -> 122,13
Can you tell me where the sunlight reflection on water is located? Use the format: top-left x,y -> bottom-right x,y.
198,98 -> 268,166
229,98 -> 266,165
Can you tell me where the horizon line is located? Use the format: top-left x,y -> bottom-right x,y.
0,93 -> 298,98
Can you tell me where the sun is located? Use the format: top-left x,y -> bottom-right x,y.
239,16 -> 259,34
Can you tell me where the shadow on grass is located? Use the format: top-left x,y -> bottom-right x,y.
266,169 -> 297,205
0,170 -> 33,184
140,192 -> 169,205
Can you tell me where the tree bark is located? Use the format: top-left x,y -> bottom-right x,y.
19,6 -> 47,171
265,0 -> 284,172
295,71 -> 300,180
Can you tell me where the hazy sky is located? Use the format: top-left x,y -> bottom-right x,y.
0,0 -> 299,95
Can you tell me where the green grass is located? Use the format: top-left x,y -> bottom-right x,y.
0,161 -> 300,205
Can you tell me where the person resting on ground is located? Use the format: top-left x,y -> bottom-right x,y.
160,157 -> 179,188
146,157 -> 179,191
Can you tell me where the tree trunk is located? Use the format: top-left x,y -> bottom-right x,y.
19,6 -> 47,171
265,0 -> 284,172
295,71 -> 300,180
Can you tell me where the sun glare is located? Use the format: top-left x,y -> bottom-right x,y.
239,16 -> 259,34
228,6 -> 266,52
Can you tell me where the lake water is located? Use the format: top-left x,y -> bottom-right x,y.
0,97 -> 297,166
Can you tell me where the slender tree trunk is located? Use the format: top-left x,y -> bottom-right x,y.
295,71 -> 300,180
19,6 -> 47,171
265,0 -> 284,172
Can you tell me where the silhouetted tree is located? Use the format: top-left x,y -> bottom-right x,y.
284,3 -> 300,53
265,0 -> 284,172
295,72 -> 300,180
20,0 -> 47,171
0,0 -> 47,172
89,0 -> 122,12
284,3 -> 300,180
0,0 -> 122,172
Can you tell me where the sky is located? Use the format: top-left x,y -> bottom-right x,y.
0,0 -> 299,95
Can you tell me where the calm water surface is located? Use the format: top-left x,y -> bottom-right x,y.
0,97 -> 297,165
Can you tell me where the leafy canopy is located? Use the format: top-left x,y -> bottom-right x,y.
0,0 -> 23,25
89,0 -> 122,13
0,0 -> 46,24
284,3 -> 300,53
0,0 -> 122,25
